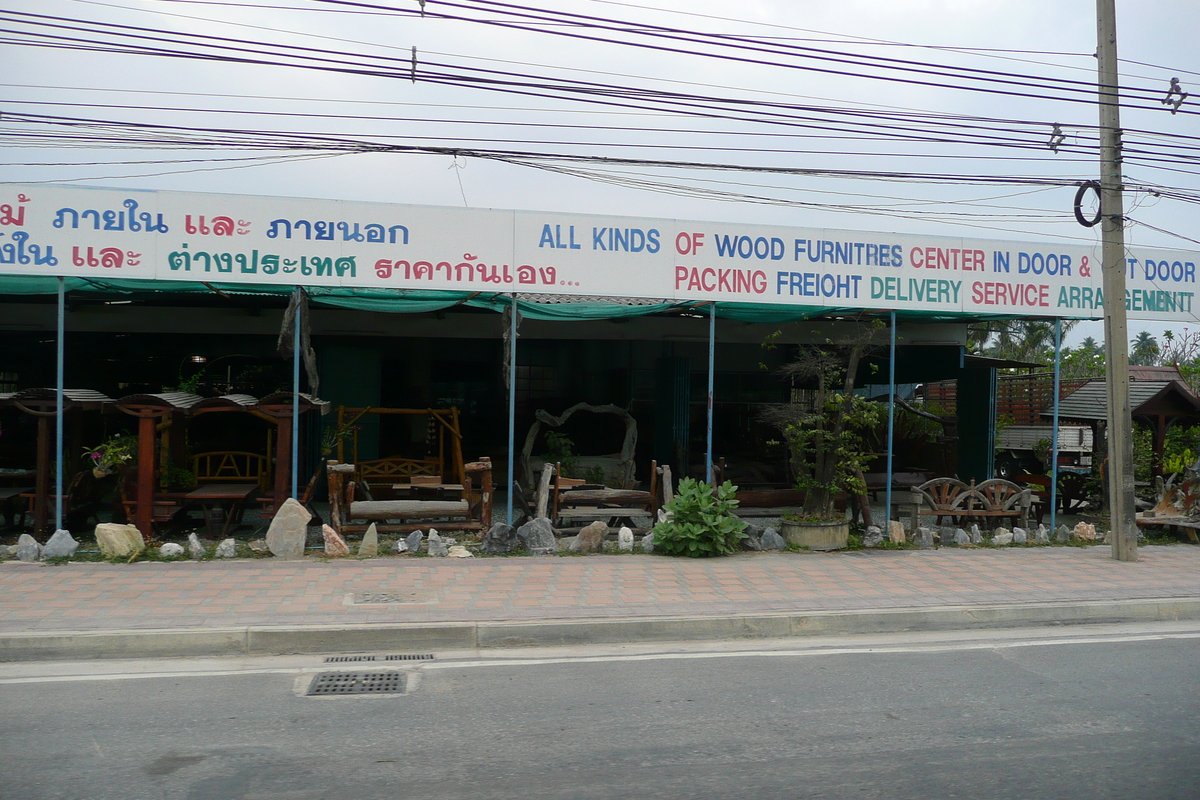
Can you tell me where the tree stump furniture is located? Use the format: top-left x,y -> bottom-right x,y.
327,458 -> 493,536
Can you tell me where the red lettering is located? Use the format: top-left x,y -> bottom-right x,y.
910,247 -> 924,268
675,266 -> 688,289
701,268 -> 716,292
718,269 -> 732,292
752,270 -> 767,293
687,268 -> 702,291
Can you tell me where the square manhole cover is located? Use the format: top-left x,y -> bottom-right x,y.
307,671 -> 406,696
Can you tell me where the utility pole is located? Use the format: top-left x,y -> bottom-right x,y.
1096,0 -> 1137,561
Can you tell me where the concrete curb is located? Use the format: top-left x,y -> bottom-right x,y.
3,597 -> 1199,662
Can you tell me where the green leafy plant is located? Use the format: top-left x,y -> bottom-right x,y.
161,464 -> 197,490
761,325 -> 882,519
542,430 -> 579,478
584,464 -> 606,485
82,434 -> 136,476
651,478 -> 747,557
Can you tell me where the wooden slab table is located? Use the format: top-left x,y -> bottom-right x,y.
185,483 -> 259,538
0,486 -> 33,529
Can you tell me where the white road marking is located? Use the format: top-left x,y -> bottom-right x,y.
1,627 -> 1198,685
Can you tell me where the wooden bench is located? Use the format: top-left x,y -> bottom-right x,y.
328,458 -> 493,536
904,477 -> 1031,531
192,451 -> 271,492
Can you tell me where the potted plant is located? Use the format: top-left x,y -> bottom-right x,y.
763,326 -> 881,550
83,434 -> 137,479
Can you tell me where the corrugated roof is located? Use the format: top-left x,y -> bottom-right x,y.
1045,379 -> 1200,421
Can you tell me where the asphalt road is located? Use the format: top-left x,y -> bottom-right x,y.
3,624 -> 1199,800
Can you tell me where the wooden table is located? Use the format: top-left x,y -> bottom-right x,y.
185,483 -> 259,538
0,486 -> 33,529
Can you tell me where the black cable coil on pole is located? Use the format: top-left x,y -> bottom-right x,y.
1074,180 -> 1103,227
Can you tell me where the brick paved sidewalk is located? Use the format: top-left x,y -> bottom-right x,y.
1,546 -> 1197,633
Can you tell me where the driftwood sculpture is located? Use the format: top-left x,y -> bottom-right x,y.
519,403 -> 638,489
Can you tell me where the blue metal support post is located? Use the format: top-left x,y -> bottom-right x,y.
1050,317 -> 1062,532
507,296 -> 517,526
884,311 -> 896,528
706,303 -> 715,485
55,277 -> 65,532
291,287 -> 301,499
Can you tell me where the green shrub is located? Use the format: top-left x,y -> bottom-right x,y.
652,478 -> 747,557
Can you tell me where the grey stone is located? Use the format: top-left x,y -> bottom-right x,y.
640,532 -> 655,553
517,518 -> 557,556
576,521 -> 607,554
953,528 -> 971,546
41,529 -> 79,560
15,533 -> 42,562
266,497 -> 310,560
562,535 -> 581,553
915,527 -> 935,549
1056,524 -> 1071,544
618,526 -> 634,552
405,530 -> 424,554
95,523 -> 143,559
322,524 -> 350,557
427,529 -> 448,557
1034,525 -> 1050,544
863,526 -> 884,548
971,529 -> 984,545
248,538 -> 269,554
742,524 -> 764,551
393,539 -> 409,554
187,532 -> 207,559
159,542 -> 185,558
214,538 -> 237,558
760,527 -> 785,550
480,523 -> 520,555
358,523 -> 379,558
992,528 -> 1013,546
1012,527 -> 1028,545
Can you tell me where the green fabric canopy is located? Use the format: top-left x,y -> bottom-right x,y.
0,274 -> 1037,323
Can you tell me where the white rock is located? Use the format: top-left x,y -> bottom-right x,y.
992,528 -> 1013,546
618,526 -> 634,552
266,497 -> 310,559
41,530 -> 79,560
187,532 -> 207,559
158,542 -> 185,558
1012,527 -> 1028,544
447,545 -> 473,558
887,520 -> 906,544
95,523 -> 144,559
358,523 -> 379,558
214,538 -> 237,558
15,534 -> 42,562
393,539 -> 409,554
640,532 -> 655,553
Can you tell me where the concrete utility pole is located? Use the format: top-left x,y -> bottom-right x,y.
1096,0 -> 1137,561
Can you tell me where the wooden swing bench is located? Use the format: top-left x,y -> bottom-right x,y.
902,477 -> 1032,531
327,458 -> 493,536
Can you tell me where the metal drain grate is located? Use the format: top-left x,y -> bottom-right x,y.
322,654 -> 434,663
307,671 -> 406,696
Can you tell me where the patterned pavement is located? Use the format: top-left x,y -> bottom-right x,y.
1,545 -> 1198,633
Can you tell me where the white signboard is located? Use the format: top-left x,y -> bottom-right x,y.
1,184 -> 1196,322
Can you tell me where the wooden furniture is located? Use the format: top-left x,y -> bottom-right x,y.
22,470 -> 107,532
185,482 -> 259,538
0,485 -> 33,529
531,461 -> 660,529
902,478 -> 1032,531
192,451 -> 271,492
335,406 -> 467,489
327,458 -> 493,536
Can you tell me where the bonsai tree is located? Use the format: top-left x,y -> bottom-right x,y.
762,325 -> 882,520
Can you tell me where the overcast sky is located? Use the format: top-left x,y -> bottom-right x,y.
4,0 -> 1200,344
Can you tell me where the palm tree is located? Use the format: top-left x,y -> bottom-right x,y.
1130,331 -> 1160,366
